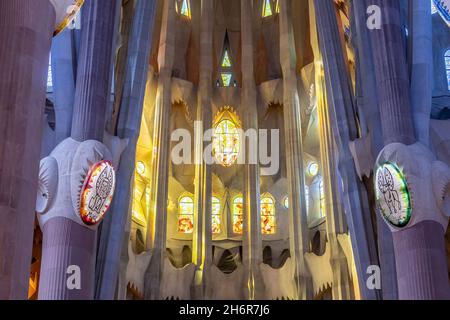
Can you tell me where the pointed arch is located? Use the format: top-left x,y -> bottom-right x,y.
217,32 -> 237,87
178,194 -> 194,233
212,196 -> 221,234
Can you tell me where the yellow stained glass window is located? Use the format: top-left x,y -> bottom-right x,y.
175,0 -> 191,18
213,119 -> 240,167
275,0 -> 280,13
178,196 -> 194,233
222,50 -> 232,68
212,197 -> 221,234
261,196 -> 275,235
263,0 -> 273,17
221,73 -> 232,87
233,196 -> 244,234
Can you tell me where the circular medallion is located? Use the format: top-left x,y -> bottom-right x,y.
80,160 -> 115,225
375,162 -> 412,228
51,0 -> 84,36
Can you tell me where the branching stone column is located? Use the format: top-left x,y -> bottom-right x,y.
241,0 -> 263,300
0,0 -> 55,300
38,0 -> 117,300
144,0 -> 176,300
192,0 -> 214,300
313,0 -> 379,300
370,0 -> 450,300
95,0 -> 157,300
279,0 -> 313,300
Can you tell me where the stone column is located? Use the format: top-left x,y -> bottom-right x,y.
279,0 -> 312,300
95,0 -> 157,300
144,0 -> 176,300
51,28 -> 76,144
192,0 -> 214,299
351,0 -> 398,300
38,0 -> 117,300
370,0 -> 450,300
241,0 -> 263,300
0,0 -> 55,300
313,0 -> 379,300
410,0 -> 433,146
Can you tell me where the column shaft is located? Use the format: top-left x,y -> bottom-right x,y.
241,0 -> 263,300
0,0 -> 55,299
192,0 -> 214,299
313,0 -> 379,300
96,0 -> 157,300
145,0 -> 176,300
279,0 -> 312,300
38,0 -> 117,300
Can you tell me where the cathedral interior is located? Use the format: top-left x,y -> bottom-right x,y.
0,0 -> 449,301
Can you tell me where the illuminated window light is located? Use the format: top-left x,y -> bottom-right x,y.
212,119 -> 240,167
178,196 -> 194,233
47,55 -> 53,91
136,161 -> 145,175
261,195 -> 275,235
432,0 -> 438,14
263,0 -> 273,17
283,196 -> 289,209
307,162 -> 319,177
233,196 -> 244,234
221,73 -> 232,87
175,0 -> 191,19
212,196 -> 221,234
305,185 -> 310,214
222,50 -> 232,68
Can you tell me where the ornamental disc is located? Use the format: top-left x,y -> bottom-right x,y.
375,162 -> 412,228
79,160 -> 115,225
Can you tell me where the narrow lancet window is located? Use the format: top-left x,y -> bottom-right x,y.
178,196 -> 194,233
261,195 -> 276,235
212,197 -> 221,234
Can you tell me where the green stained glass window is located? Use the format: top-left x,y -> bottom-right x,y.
263,0 -> 273,17
221,73 -> 232,87
222,50 -> 232,68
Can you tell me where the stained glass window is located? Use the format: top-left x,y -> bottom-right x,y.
261,196 -> 275,235
175,0 -> 191,19
221,73 -> 232,87
212,197 -> 221,234
263,0 -> 273,17
178,196 -> 194,233
431,0 -> 438,14
319,180 -> 325,218
307,162 -> 319,177
222,50 -> 232,68
233,196 -> 244,234
445,50 -> 450,91
283,196 -> 289,209
213,119 -> 240,167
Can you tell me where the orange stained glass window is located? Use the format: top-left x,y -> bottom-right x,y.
178,196 -> 194,233
212,197 -> 221,234
233,196 -> 244,234
261,196 -> 275,235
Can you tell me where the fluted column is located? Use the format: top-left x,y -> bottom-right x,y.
192,0 -> 214,299
0,0 -> 55,299
351,0 -> 398,300
38,0 -> 117,300
96,0 -> 157,300
51,28 -> 76,144
144,0 -> 176,300
313,0 -> 379,300
370,0 -> 449,300
279,0 -> 312,300
241,0 -> 263,300
410,0 -> 433,146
